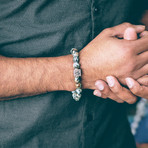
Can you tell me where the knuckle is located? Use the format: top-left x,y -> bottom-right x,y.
144,80 -> 148,86
116,100 -> 124,103
102,28 -> 112,34
101,95 -> 107,99
112,86 -> 122,95
123,22 -> 132,27
127,98 -> 137,104
102,88 -> 110,96
132,87 -> 142,96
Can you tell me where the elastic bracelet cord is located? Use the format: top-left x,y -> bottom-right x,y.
70,48 -> 82,101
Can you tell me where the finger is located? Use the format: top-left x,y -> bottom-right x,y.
135,64 -> 148,78
140,31 -> 148,38
124,27 -> 138,41
126,77 -> 148,99
95,80 -> 124,103
133,35 -> 148,54
93,90 -> 104,98
110,23 -> 145,37
137,51 -> 148,68
137,75 -> 148,86
93,89 -> 124,103
106,76 -> 137,104
93,89 -> 109,99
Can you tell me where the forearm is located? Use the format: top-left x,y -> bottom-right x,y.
0,55 -> 75,100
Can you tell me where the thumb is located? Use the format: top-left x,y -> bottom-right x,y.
124,27 -> 138,40
110,23 -> 145,38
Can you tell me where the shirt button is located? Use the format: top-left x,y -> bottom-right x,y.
94,8 -> 98,12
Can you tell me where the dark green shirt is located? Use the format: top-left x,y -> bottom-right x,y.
0,0 -> 147,148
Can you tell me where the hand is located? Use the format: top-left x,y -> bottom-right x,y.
80,23 -> 148,90
125,31 -> 148,100
93,75 -> 148,104
93,26 -> 148,104
126,76 -> 148,99
94,76 -> 135,103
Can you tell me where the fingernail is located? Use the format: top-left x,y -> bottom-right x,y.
125,78 -> 134,88
140,31 -> 146,37
124,27 -> 137,40
95,81 -> 104,91
94,90 -> 101,97
106,76 -> 115,87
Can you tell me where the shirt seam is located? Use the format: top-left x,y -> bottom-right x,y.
90,0 -> 95,40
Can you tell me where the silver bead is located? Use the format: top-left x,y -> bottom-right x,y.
74,68 -> 81,77
73,56 -> 79,63
73,62 -> 80,68
74,94 -> 81,101
76,83 -> 81,88
73,52 -> 78,57
76,93 -> 81,98
76,88 -> 82,94
72,92 -> 77,99
70,48 -> 78,54
74,97 -> 80,101
75,77 -> 80,83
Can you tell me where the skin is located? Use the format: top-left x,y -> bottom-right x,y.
94,11 -> 148,104
93,28 -> 148,147
0,23 -> 148,101
80,23 -> 148,89
94,28 -> 148,103
0,55 -> 76,100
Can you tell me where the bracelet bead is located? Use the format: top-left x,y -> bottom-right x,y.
75,77 -> 80,83
70,48 -> 82,101
76,88 -> 82,94
73,56 -> 79,63
76,83 -> 81,88
74,68 -> 81,78
73,63 -> 80,68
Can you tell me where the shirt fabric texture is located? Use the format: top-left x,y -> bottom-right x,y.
0,0 -> 147,148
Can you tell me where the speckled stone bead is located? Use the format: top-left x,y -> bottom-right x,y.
76,88 -> 82,94
70,48 -> 78,54
73,56 -> 79,63
76,83 -> 81,88
76,93 -> 81,98
73,62 -> 80,68
74,68 -> 81,78
75,77 -> 80,83
70,48 -> 82,101
74,96 -> 80,101
72,92 -> 77,99
73,52 -> 78,57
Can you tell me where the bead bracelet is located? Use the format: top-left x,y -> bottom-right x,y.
70,48 -> 82,101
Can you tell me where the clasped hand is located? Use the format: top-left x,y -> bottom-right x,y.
80,23 -> 148,104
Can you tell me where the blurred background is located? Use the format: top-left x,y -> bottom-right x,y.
127,98 -> 148,148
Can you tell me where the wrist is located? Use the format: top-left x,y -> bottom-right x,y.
79,47 -> 104,90
79,48 -> 94,89
58,55 -> 76,92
